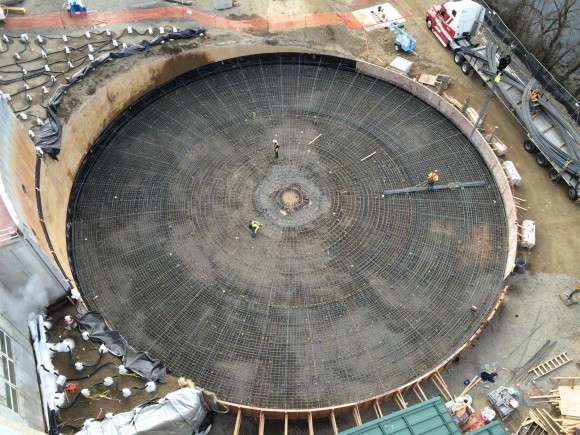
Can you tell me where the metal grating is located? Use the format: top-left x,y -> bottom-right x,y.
69,53 -> 508,410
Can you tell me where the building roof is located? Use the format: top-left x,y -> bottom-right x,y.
338,397 -> 508,435
339,397 -> 461,435
470,421 -> 509,435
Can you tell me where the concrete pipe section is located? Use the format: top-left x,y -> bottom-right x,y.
68,53 -> 509,413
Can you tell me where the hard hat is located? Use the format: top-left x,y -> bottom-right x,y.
434,170 -> 438,173
273,139 -> 278,143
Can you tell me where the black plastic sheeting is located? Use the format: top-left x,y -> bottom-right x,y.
34,28 -> 205,158
77,312 -> 167,383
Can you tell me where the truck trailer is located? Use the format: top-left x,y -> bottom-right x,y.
426,1 -> 580,202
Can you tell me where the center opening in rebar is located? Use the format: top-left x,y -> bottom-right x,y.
273,183 -> 310,213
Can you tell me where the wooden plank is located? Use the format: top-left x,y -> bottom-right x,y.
6,6 -> 26,14
233,408 -> 242,435
308,412 -> 314,435
360,151 -> 376,162
528,411 -> 551,434
530,409 -> 560,435
413,384 -> 428,402
259,412 -> 265,435
537,409 -> 563,434
418,74 -> 438,86
459,376 -> 481,396
558,387 -> 580,418
396,391 -> 407,409
284,413 -> 288,435
330,410 -> 338,434
373,400 -> 383,418
432,372 -> 453,401
353,405 -> 362,426
308,134 -> 322,145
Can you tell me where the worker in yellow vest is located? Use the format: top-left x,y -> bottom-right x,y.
427,170 -> 439,190
249,220 -> 261,237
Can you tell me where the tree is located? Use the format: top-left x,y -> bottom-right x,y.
484,0 -> 579,97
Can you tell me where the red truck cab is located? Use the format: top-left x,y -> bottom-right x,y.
426,1 -> 485,49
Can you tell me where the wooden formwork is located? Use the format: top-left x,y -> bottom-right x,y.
226,285 -> 509,434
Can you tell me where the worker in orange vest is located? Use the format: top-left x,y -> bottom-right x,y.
427,170 -> 439,190
530,89 -> 539,113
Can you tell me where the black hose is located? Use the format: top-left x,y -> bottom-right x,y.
82,350 -> 104,368
163,0 -> 193,5
66,362 -> 117,381
12,101 -> 31,113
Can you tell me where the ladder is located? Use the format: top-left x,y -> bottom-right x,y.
528,352 -> 572,380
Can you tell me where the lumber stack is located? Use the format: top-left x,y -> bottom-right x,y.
529,377 -> 580,434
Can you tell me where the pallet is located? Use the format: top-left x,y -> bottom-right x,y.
529,352 -> 572,380
418,74 -> 451,89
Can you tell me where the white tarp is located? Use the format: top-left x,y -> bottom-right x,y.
75,388 -> 223,435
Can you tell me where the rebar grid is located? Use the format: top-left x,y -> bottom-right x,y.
69,54 -> 508,410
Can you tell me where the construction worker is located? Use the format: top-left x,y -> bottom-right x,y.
273,139 -> 280,159
530,88 -> 539,112
427,170 -> 439,190
249,220 -> 261,237
566,285 -> 580,302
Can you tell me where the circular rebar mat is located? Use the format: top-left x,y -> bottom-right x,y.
70,54 -> 508,410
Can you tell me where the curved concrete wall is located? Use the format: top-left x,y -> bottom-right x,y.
40,45 -> 308,284
2,43 -> 516,301
0,101 -> 47,253
0,44 -> 517,419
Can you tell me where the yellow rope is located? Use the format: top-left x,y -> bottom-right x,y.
87,391 -> 113,400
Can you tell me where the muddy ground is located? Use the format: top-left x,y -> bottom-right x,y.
1,0 -> 578,433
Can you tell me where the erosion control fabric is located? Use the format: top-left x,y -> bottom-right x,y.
34,28 -> 205,157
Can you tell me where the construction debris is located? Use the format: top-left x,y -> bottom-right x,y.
529,377 -> 580,434
516,414 -> 549,435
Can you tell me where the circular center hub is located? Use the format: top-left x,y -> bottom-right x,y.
274,183 -> 309,213
255,165 -> 329,227
281,188 -> 300,206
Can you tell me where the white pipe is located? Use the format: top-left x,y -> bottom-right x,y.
29,313 -> 51,430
